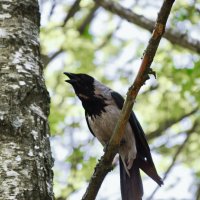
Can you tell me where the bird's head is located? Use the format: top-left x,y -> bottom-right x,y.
64,72 -> 95,100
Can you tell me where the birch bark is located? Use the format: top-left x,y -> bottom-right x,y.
0,1 -> 54,199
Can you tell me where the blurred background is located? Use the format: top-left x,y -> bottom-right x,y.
38,0 -> 200,199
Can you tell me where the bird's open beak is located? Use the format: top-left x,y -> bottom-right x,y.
64,72 -> 77,84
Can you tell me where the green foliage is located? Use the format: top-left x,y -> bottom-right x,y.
173,1 -> 199,24
40,0 -> 200,199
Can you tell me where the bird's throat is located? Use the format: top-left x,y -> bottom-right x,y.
82,97 -> 107,118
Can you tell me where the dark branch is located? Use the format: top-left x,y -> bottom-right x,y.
195,183 -> 200,200
43,3 -> 98,67
94,0 -> 200,54
140,84 -> 159,95
48,0 -> 56,20
62,0 -> 82,27
147,107 -> 198,140
147,122 -> 197,200
41,49 -> 63,67
78,4 -> 99,34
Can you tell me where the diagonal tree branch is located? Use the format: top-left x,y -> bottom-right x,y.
43,3 -> 98,67
147,122 -> 197,200
62,0 -> 82,27
43,0 -> 200,67
95,0 -> 200,54
41,49 -> 63,67
147,107 -> 199,140
48,0 -> 56,20
195,183 -> 200,200
82,0 -> 176,199
78,3 -> 99,34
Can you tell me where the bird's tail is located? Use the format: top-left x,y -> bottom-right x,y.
120,158 -> 143,200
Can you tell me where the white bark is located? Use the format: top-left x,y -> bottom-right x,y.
0,1 -> 54,199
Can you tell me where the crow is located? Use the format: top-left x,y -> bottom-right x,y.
64,72 -> 163,200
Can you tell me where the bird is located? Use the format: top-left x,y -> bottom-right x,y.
64,72 -> 163,200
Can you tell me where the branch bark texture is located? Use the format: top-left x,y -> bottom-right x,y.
0,1 -> 54,199
95,0 -> 200,54
82,0 -> 176,199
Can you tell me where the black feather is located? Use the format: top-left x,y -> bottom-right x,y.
120,158 -> 143,200
83,97 -> 107,118
111,91 -> 163,190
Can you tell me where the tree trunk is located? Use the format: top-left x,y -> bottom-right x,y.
0,1 -> 54,200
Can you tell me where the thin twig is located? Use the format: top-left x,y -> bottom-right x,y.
44,3 -> 98,67
62,0 -> 82,27
48,0 -> 56,20
78,4 -> 99,34
147,107 -> 199,140
147,122 -> 197,200
196,183 -> 200,200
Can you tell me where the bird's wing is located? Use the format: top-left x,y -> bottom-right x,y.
85,112 -> 96,137
111,91 -> 163,186
111,91 -> 149,151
